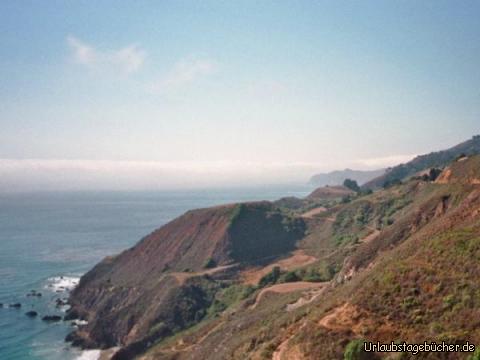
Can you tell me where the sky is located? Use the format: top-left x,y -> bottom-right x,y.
1,1 -> 479,191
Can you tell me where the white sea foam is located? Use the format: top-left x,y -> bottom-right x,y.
75,349 -> 101,360
45,276 -> 80,293
72,319 -> 88,326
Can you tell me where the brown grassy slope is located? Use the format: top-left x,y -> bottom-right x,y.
306,185 -> 354,200
134,181 -> 422,359
66,201 -> 305,353
436,155 -> 480,185
140,156 -> 480,360
277,157 -> 480,359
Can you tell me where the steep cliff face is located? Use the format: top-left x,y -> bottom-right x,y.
66,201 -> 305,353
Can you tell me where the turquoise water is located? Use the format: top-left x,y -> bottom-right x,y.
0,187 -> 309,360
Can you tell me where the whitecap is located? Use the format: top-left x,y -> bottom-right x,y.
45,276 -> 80,293
71,319 -> 88,326
75,349 -> 101,360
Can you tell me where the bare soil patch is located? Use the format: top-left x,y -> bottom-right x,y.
301,206 -> 327,219
241,250 -> 317,285
252,281 -> 326,309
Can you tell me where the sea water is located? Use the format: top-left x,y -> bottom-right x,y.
0,187 -> 309,360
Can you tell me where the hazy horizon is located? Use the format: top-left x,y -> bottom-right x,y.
1,1 -> 479,191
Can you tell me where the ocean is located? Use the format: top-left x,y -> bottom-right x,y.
0,187 -> 309,360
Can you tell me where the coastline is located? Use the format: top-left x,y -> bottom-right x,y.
75,348 -> 118,360
99,348 -> 120,360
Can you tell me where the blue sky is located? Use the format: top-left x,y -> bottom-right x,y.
1,1 -> 479,190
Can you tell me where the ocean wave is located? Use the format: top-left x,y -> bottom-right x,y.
71,319 -> 88,326
44,276 -> 80,293
75,349 -> 100,360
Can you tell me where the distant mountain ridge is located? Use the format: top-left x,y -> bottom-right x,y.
309,168 -> 385,187
363,135 -> 480,189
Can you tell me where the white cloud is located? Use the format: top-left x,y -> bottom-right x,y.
152,57 -> 217,94
67,36 -> 96,65
67,35 -> 146,73
112,45 -> 145,73
355,154 -> 417,168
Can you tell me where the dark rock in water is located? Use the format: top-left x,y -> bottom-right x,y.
25,311 -> 38,318
27,290 -> 42,297
0,303 -> 3,307
64,308 -> 82,321
42,315 -> 62,322
9,303 -> 21,308
65,331 -> 97,348
55,298 -> 68,307
65,331 -> 81,344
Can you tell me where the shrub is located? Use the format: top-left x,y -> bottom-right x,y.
427,168 -> 442,181
241,285 -> 256,299
383,179 -> 402,188
335,234 -> 359,246
341,196 -> 352,204
203,258 -> 217,269
343,179 -> 360,192
303,268 -> 324,282
258,266 -> 281,287
361,189 -> 373,196
280,271 -> 300,283
209,299 -> 227,314
344,339 -> 372,360
468,349 -> 480,360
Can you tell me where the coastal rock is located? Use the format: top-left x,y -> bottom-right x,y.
63,308 -> 84,321
56,298 -> 68,307
65,331 -> 97,348
25,311 -> 38,318
42,315 -> 62,322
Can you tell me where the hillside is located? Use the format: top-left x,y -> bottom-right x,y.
305,185 -> 354,201
66,202 -> 305,355
66,153 -> 480,360
279,155 -> 480,359
309,168 -> 386,187
138,155 -> 480,360
363,135 -> 480,189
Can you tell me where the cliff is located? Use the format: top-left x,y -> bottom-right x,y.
66,202 -> 305,354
